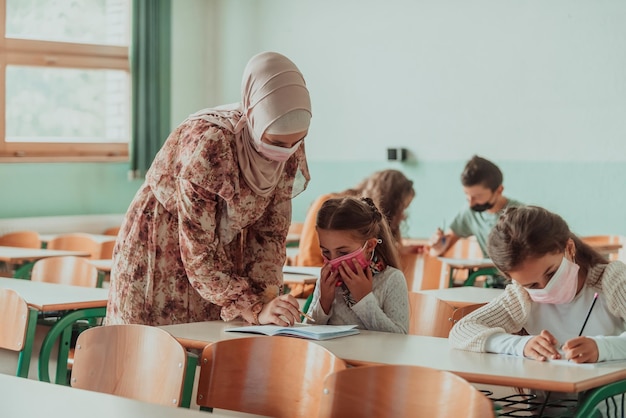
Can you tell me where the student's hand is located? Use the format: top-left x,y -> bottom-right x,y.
339,259 -> 373,303
562,337 -> 599,363
524,330 -> 561,361
258,294 -> 300,326
319,263 -> 339,314
428,228 -> 447,256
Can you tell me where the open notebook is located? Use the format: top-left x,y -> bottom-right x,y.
225,324 -> 359,340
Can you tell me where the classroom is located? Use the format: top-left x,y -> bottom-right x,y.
1,1 -> 626,417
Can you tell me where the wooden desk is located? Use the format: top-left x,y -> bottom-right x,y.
285,232 -> 301,246
0,373 -> 267,418
418,287 -> 504,308
0,245 -> 90,264
590,243 -> 622,260
283,273 -> 317,285
160,320 -> 626,395
0,277 -> 108,384
88,259 -> 112,273
39,233 -> 117,245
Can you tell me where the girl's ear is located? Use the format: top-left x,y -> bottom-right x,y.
366,237 -> 380,251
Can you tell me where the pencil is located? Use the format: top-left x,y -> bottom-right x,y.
441,219 -> 447,245
299,310 -> 315,323
578,292 -> 598,337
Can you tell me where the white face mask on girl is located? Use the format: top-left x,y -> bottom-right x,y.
256,140 -> 301,162
525,256 -> 580,304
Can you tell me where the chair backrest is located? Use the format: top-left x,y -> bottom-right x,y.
46,233 -> 102,260
408,292 -> 484,337
0,288 -> 38,377
102,226 -> 121,236
98,240 -> 116,259
30,256 -> 99,287
581,235 -> 623,261
0,230 -> 41,249
401,251 -> 447,291
318,365 -> 495,418
197,336 -> 347,418
71,324 -> 188,407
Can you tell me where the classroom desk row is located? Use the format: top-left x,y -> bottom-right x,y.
159,320 -> 626,399
0,374 -> 267,418
0,277 -> 109,383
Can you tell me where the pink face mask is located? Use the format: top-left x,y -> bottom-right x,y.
324,243 -> 370,274
525,256 -> 580,304
257,140 -> 301,162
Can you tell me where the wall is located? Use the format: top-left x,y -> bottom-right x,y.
215,0 -> 626,237
1,0 -> 625,239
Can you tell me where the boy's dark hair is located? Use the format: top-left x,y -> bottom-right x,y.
461,155 -> 503,191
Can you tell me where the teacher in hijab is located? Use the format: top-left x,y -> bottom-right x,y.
107,52 -> 311,327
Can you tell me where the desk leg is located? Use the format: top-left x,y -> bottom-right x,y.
38,307 -> 107,384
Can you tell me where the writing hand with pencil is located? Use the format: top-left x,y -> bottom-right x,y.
258,293 -> 301,327
562,292 -> 600,363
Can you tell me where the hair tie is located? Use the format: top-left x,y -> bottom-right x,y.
360,197 -> 383,222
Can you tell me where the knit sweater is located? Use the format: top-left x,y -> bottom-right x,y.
450,261 -> 626,360
306,266 -> 409,334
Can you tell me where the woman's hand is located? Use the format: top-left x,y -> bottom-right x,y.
319,263 -> 338,314
258,294 -> 300,326
523,330 -> 561,361
339,259 -> 372,303
562,337 -> 599,363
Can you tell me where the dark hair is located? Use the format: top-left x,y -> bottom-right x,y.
316,196 -> 401,269
487,206 -> 606,282
353,170 -> 415,243
461,155 -> 503,191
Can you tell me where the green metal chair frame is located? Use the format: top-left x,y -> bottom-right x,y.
38,306 -> 107,384
575,378 -> 626,417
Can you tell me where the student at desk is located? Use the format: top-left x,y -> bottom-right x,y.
305,197 -> 409,334
428,155 -> 523,287
450,206 -> 626,414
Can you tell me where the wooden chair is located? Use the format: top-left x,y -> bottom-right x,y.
102,226 -> 121,236
98,240 -> 116,259
31,256 -> 100,288
408,291 -> 483,337
581,235 -> 623,261
46,233 -> 102,260
0,230 -> 41,248
71,324 -> 194,407
196,336 -> 346,417
318,364 -> 495,418
0,288 -> 38,377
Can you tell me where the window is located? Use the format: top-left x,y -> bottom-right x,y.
0,0 -> 130,161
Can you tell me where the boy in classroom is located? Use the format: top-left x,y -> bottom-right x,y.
305,196 -> 409,334
450,205 -> 626,416
428,155 -> 523,287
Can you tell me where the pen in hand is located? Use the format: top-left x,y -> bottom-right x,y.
441,219 -> 446,245
299,310 -> 315,323
277,285 -> 315,323
578,292 -> 598,337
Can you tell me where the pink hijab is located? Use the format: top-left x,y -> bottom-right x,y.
189,52 -> 312,197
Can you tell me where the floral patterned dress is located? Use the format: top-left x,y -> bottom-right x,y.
106,118 -> 306,326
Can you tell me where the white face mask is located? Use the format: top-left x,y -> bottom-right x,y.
256,140 -> 301,162
525,256 -> 580,304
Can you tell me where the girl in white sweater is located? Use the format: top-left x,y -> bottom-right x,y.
450,205 -> 626,416
305,196 -> 409,334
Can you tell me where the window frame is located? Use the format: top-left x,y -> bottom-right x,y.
0,1 -> 130,162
